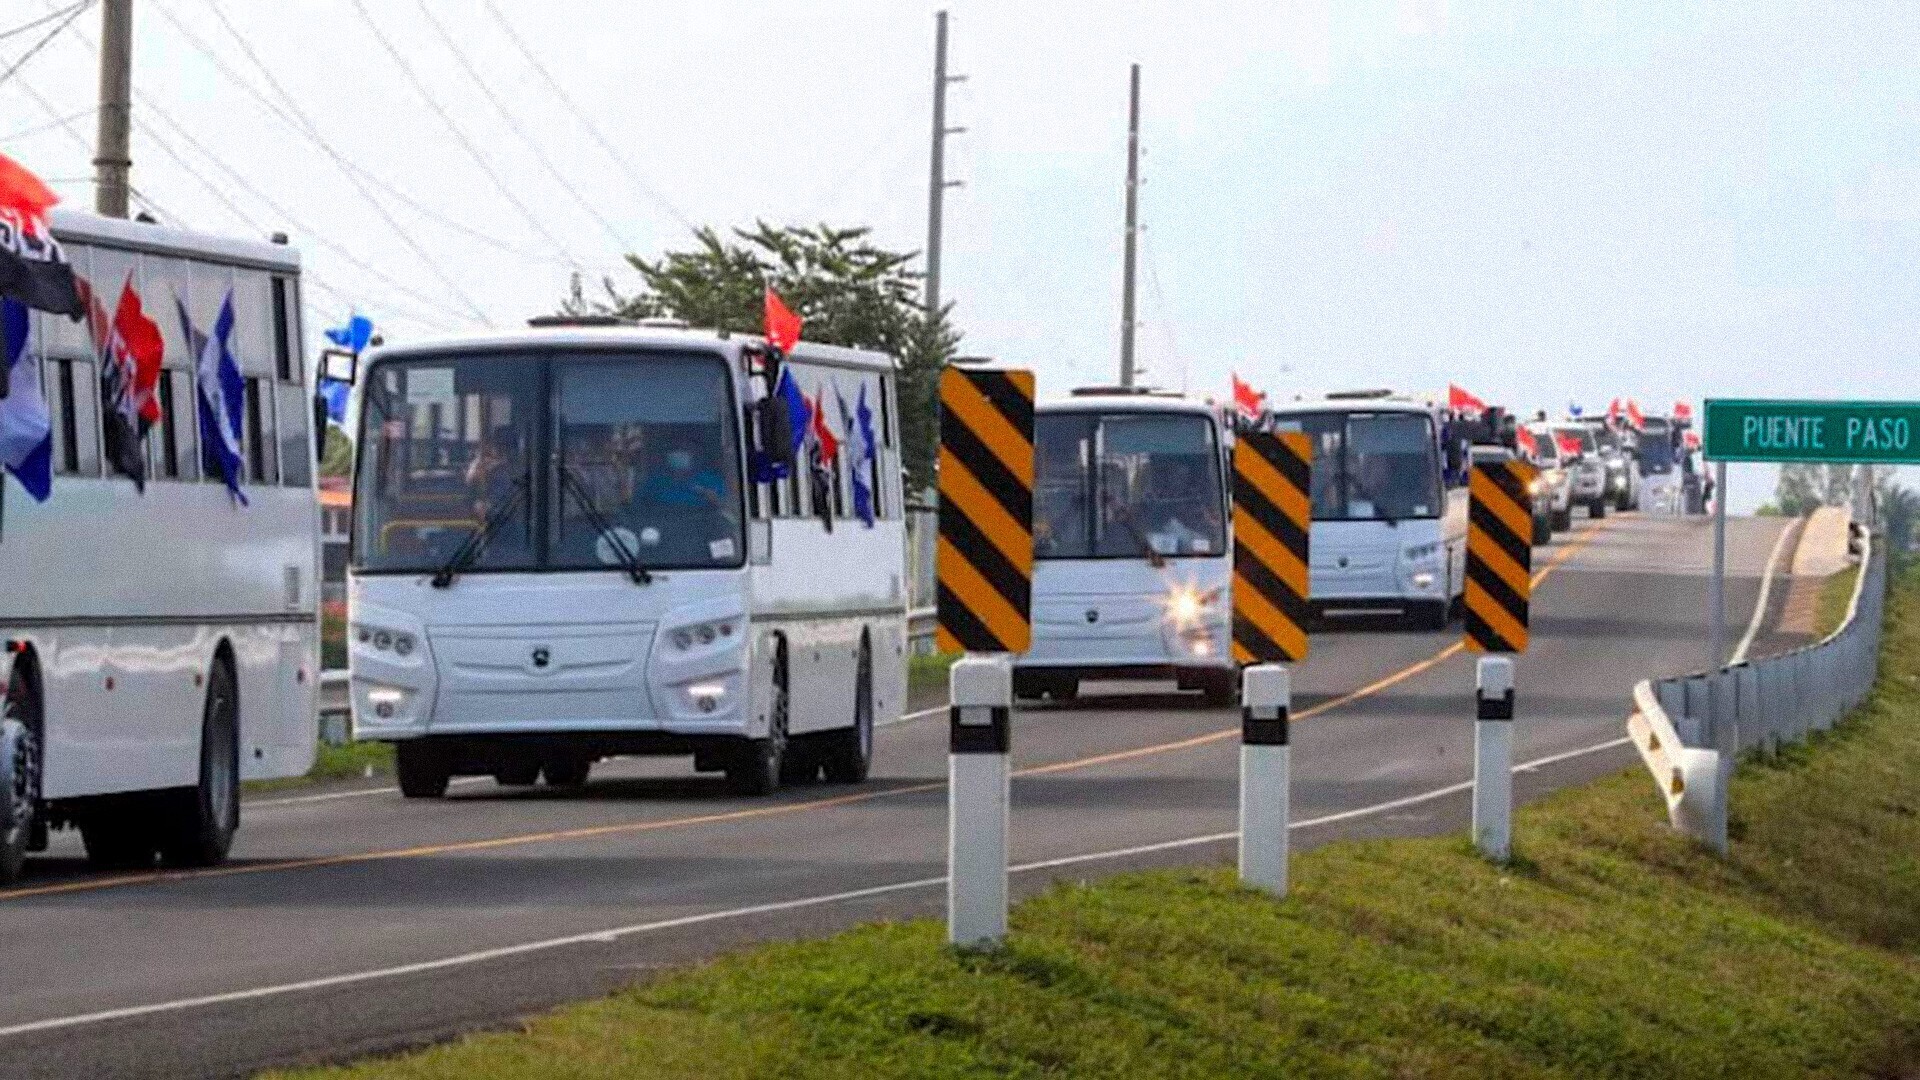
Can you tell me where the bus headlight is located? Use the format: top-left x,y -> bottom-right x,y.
1402,541 -> 1442,564
1163,584 -> 1222,630
686,682 -> 728,713
353,624 -> 418,659
669,619 -> 737,653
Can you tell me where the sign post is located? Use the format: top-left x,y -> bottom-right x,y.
1464,459 -> 1536,863
936,366 -> 1034,950
1230,430 -> 1312,895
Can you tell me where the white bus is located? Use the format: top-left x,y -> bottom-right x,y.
1262,391 -> 1467,629
340,321 -> 908,797
1,210 -> 319,883
1017,389 -> 1237,705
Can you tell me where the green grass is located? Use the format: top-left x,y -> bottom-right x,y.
908,651 -> 960,704
1814,559 -> 1866,640
271,570 -> 1920,1080
321,601 -> 347,671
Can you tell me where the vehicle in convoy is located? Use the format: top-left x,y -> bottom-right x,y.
0,210 -> 319,883
1551,424 -> 1608,519
340,322 -> 908,797
1635,416 -> 1681,513
1469,442 -> 1553,546
1018,390 -> 1235,705
1576,419 -> 1641,512
1523,423 -> 1575,533
1262,391 -> 1467,630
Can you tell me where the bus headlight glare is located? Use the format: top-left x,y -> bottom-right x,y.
1412,571 -> 1437,590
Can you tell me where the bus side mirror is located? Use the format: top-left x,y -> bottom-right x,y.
748,520 -> 773,565
319,348 -> 358,385
757,396 -> 795,466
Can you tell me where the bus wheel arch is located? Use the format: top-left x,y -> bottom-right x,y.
727,634 -> 789,796
821,629 -> 874,784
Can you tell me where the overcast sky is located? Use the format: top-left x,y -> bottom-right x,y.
6,0 -> 1916,507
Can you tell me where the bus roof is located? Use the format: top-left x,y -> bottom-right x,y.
365,324 -> 897,373
1038,390 -> 1218,417
1264,394 -> 1437,417
49,208 -> 302,274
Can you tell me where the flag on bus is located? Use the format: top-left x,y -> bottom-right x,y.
1230,373 -> 1265,422
1626,399 -> 1645,430
324,312 -> 374,353
1514,424 -> 1539,459
0,297 -> 52,502
763,287 -> 802,353
0,152 -> 84,319
81,273 -> 165,491
809,387 -> 839,462
850,382 -> 878,527
1447,383 -> 1486,417
1607,398 -> 1622,424
178,290 -> 248,506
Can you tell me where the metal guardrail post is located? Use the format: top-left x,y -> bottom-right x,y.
1473,657 -> 1516,863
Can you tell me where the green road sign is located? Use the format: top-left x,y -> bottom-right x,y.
1703,399 -> 1920,465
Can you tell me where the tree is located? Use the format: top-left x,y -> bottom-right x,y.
319,425 -> 354,478
565,222 -> 958,495
1880,484 -> 1917,569
1773,463 -> 1855,516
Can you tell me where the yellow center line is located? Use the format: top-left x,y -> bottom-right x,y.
0,521 -> 1613,905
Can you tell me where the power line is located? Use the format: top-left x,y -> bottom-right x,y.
163,0 -> 495,325
174,0 -> 578,273
0,0 -> 94,44
343,0 -> 585,269
14,77 -> 172,221
0,104 -> 97,142
480,0 -> 693,232
0,0 -> 93,90
410,0 -> 631,252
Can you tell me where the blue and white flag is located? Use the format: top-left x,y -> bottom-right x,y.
0,297 -> 52,501
319,378 -> 350,426
324,312 -> 374,353
1568,401 -> 1584,419
178,290 -> 248,506
850,382 -> 878,527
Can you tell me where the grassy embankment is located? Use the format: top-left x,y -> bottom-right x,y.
273,567 -> 1920,1079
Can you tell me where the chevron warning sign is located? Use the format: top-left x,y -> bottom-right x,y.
936,367 -> 1035,654
1232,430 -> 1312,664
1464,459 -> 1538,654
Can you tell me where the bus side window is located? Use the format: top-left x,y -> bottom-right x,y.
243,377 -> 280,484
52,358 -> 103,477
741,404 -> 764,519
270,276 -> 296,384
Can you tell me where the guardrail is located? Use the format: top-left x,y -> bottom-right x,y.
1627,525 -> 1886,851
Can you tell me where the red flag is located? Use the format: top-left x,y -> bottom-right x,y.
1673,400 -> 1693,420
1683,430 -> 1701,449
810,387 -> 838,461
1447,383 -> 1486,416
1607,398 -> 1622,423
1626,400 -> 1645,430
111,275 -> 164,426
1515,425 -> 1539,458
1230,373 -> 1265,419
1556,433 -> 1584,457
763,287 -> 802,353
0,152 -> 59,218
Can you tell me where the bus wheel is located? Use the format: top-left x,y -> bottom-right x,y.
160,661 -> 242,868
396,741 -> 451,799
822,639 -> 874,784
1199,670 -> 1238,709
0,702 -> 41,886
493,762 -> 541,787
727,645 -> 789,796
542,758 -> 591,788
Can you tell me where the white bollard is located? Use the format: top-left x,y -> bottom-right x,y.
1473,656 -> 1515,863
947,654 -> 1012,949
1238,663 -> 1292,895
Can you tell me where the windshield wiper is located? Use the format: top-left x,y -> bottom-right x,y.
432,475 -> 529,589
558,465 -> 652,585
1105,498 -> 1167,569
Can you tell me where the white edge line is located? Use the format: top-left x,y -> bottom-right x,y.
0,734 -> 1638,1041
1730,516 -> 1801,666
251,705 -> 954,810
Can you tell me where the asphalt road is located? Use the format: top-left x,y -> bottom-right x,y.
0,511 -> 1798,1080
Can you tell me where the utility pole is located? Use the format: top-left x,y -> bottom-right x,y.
924,11 -> 966,317
93,0 -> 134,219
1118,63 -> 1141,387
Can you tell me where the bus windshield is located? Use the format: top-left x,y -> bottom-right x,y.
354,349 -> 744,574
1033,411 -> 1225,560
1638,422 -> 1676,471
1270,411 -> 1442,522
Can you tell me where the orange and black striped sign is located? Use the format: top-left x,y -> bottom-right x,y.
1464,460 -> 1538,654
936,367 -> 1035,654
1232,431 -> 1312,664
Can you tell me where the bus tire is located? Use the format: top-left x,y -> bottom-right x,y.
1551,507 -> 1573,532
822,638 -> 874,784
494,762 -> 541,787
1588,498 -> 1607,520
1410,600 -> 1450,632
727,644 -> 789,797
542,758 -> 591,788
1199,670 -> 1238,709
1532,515 -> 1552,546
158,660 -> 241,868
396,741 -> 451,799
0,717 -> 39,887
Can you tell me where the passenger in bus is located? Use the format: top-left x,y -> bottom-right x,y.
1144,456 -> 1219,554
640,437 -> 727,510
465,428 -> 524,521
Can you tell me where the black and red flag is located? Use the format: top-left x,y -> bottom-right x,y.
0,152 -> 85,320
